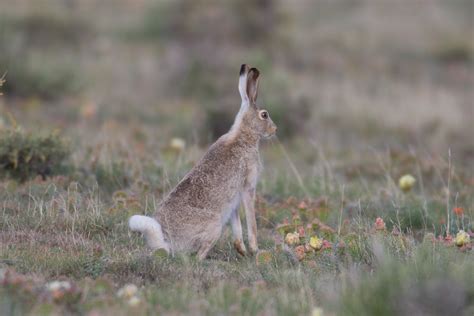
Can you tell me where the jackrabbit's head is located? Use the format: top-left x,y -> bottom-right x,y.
236,64 -> 277,139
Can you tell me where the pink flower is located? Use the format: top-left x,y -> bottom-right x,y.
375,217 -> 386,230
298,226 -> 306,237
298,201 -> 308,209
443,234 -> 454,246
321,240 -> 332,250
295,245 -> 306,261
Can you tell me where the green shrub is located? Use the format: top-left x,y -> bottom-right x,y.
0,55 -> 82,100
433,40 -> 473,63
0,11 -> 92,48
139,0 -> 281,43
0,127 -> 70,181
0,11 -> 87,99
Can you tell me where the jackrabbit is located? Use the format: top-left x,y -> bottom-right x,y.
129,64 -> 277,259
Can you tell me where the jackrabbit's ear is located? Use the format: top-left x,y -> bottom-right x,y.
238,64 -> 250,104
246,67 -> 260,104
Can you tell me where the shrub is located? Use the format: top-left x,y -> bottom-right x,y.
0,54 -> 82,100
433,40 -> 473,63
0,127 -> 70,181
139,0 -> 281,44
0,11 -> 87,99
0,11 -> 92,48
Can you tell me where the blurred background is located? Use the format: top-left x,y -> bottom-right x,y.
0,0 -> 473,193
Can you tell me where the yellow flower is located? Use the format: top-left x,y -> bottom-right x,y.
309,236 -> 323,250
399,174 -> 416,192
169,137 -> 186,152
127,296 -> 141,307
311,307 -> 324,316
285,232 -> 300,246
455,230 -> 470,247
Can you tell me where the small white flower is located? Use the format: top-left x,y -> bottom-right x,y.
46,280 -> 71,292
117,284 -> 138,300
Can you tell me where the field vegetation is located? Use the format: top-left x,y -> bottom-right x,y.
0,1 -> 473,315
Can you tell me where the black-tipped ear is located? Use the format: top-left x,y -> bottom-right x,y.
246,67 -> 260,104
238,64 -> 250,103
240,64 -> 250,76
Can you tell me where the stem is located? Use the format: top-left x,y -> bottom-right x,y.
338,185 -> 345,237
446,148 -> 451,236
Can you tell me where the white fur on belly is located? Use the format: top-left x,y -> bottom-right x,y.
221,195 -> 240,226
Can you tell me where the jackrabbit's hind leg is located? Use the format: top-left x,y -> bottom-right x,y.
242,188 -> 258,254
230,208 -> 247,256
196,226 -> 222,260
197,240 -> 216,260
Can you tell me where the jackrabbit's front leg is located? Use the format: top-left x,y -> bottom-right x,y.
231,208 -> 247,256
242,188 -> 258,254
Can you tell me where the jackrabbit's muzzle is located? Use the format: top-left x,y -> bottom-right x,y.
263,122 -> 277,138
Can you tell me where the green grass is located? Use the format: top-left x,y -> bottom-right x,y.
0,150 -> 472,315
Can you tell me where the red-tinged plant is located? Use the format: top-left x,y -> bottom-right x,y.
453,207 -> 464,216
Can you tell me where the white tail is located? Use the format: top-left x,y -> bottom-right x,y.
129,215 -> 170,253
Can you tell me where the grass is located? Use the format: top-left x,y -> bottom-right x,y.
0,143 -> 472,315
0,1 -> 473,315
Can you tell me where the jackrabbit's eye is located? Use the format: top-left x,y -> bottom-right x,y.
259,110 -> 268,120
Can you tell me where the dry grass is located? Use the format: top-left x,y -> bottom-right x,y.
0,0 -> 473,315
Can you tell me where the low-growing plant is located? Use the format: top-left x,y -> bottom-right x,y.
0,11 -> 92,48
0,56 -> 82,100
0,127 -> 70,181
0,10 -> 87,100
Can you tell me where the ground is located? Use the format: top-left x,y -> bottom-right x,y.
0,1 -> 473,315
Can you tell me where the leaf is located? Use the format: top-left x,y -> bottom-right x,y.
256,250 -> 273,266
276,224 -> 294,236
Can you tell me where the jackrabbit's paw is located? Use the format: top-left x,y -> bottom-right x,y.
249,244 -> 259,255
233,239 -> 247,256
